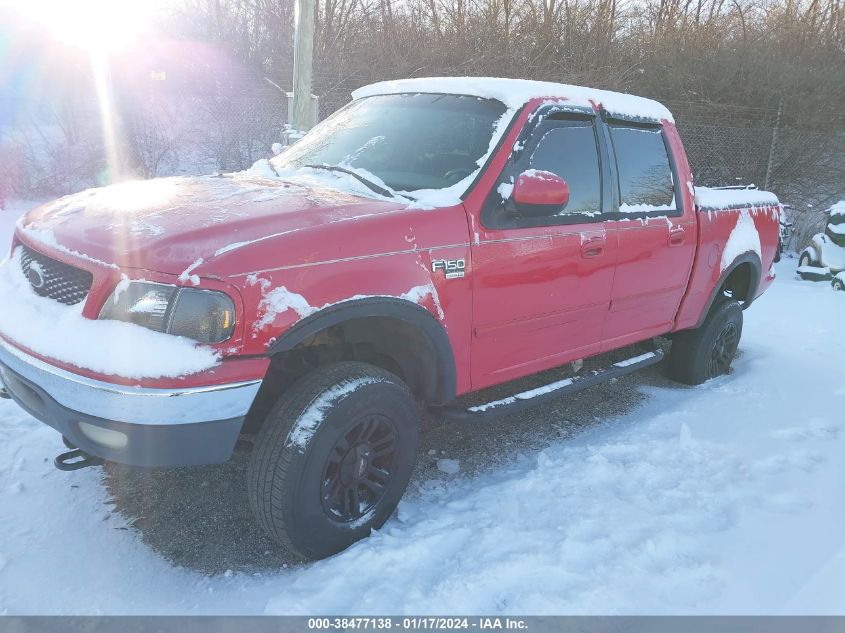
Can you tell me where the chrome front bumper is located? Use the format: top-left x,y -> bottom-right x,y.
0,337 -> 261,425
0,337 -> 263,467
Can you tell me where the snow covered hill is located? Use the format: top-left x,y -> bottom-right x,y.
0,203 -> 843,615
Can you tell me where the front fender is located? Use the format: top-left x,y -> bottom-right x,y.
268,296 -> 457,404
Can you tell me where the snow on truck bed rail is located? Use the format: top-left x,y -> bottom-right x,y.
694,187 -> 779,210
353,77 -> 674,123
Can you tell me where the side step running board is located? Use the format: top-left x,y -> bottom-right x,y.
432,349 -> 664,422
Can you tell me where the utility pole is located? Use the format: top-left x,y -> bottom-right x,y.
764,96 -> 783,192
291,0 -> 317,133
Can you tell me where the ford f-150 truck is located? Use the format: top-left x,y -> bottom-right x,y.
0,77 -> 780,559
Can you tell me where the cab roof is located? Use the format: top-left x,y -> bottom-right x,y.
352,77 -> 674,123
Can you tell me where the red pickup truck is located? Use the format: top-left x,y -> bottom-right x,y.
0,78 -> 780,559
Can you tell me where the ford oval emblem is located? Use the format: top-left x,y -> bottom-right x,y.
27,265 -> 46,290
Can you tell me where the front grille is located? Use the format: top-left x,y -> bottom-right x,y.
20,245 -> 94,306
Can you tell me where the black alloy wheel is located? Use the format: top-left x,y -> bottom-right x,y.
321,415 -> 398,522
708,322 -> 739,378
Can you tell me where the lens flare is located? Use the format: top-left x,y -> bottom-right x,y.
10,0 -> 163,52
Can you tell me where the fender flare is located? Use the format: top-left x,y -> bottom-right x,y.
267,296 -> 457,405
694,251 -> 762,329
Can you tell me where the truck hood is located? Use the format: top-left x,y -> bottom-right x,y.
17,171 -> 407,275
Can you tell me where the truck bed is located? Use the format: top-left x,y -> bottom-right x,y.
673,187 -> 781,331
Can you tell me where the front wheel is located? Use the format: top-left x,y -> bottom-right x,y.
247,361 -> 420,560
668,300 -> 743,385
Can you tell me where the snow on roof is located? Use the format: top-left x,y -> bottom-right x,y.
352,77 -> 674,123
694,186 -> 779,210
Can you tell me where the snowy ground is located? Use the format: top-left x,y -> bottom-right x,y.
1,201 -> 844,615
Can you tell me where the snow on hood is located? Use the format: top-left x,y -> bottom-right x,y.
0,248 -> 220,379
16,165 -> 407,274
352,77 -> 674,123
695,187 -> 779,210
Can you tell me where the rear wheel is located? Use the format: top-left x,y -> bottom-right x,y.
833,278 -> 844,292
668,300 -> 743,385
247,361 -> 419,560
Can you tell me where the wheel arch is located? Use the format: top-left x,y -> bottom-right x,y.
245,297 -> 456,430
693,252 -> 762,328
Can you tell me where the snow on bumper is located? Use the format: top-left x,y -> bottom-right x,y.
0,337 -> 262,467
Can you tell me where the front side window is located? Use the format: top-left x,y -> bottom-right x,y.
482,116 -> 604,228
608,125 -> 677,214
272,94 -> 508,193
528,123 -> 602,216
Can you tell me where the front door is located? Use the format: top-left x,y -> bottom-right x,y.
469,109 -> 618,389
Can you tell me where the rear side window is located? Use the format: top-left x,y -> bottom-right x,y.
608,125 -> 676,214
528,122 -> 602,217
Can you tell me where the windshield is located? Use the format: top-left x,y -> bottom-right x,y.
272,94 -> 509,193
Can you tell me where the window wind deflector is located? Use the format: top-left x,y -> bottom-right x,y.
601,112 -> 664,129
545,112 -> 597,122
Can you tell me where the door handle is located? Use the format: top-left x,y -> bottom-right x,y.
668,227 -> 686,247
581,236 -> 605,258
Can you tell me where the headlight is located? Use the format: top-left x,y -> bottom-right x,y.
99,281 -> 235,344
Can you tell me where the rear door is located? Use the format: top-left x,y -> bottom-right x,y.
601,120 -> 696,349
469,108 -> 618,389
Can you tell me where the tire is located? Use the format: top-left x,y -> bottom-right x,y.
798,249 -> 817,269
247,361 -> 419,560
833,278 -> 845,292
668,300 -> 743,386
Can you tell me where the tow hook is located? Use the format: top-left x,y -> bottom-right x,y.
54,448 -> 104,471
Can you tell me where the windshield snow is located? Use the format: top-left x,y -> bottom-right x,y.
272,94 -> 508,194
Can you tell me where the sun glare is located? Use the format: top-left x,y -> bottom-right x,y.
11,0 -> 163,52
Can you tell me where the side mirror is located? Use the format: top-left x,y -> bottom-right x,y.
510,170 -> 570,215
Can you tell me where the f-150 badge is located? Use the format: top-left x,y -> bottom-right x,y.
431,258 -> 466,279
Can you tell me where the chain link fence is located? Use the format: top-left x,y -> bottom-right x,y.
669,102 -> 777,188
3,80 -> 842,254
667,100 -> 845,251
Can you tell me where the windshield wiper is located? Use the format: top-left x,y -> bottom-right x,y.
304,163 -> 396,199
